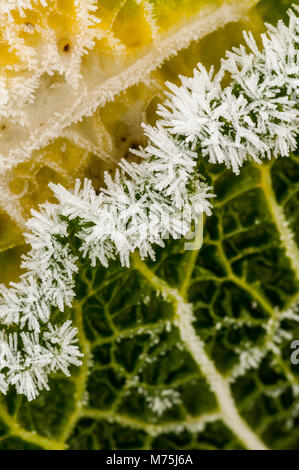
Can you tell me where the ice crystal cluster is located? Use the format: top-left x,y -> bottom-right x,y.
0,0 -> 257,249
0,9 -> 298,402
0,0 -> 255,169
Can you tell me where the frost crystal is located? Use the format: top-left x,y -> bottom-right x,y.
0,10 -> 298,400
158,7 -> 299,174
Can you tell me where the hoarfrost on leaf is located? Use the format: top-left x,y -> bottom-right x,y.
0,6 -> 298,453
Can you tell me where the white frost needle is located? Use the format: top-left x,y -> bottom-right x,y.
0,9 -> 298,400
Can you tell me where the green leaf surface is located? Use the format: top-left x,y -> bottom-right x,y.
0,152 -> 298,450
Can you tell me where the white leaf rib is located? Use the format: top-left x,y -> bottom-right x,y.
132,253 -> 268,450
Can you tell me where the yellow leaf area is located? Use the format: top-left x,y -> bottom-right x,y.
0,0 -> 261,283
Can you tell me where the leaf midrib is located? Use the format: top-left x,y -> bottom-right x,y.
131,251 -> 268,450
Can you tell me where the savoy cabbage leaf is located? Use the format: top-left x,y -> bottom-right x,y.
0,0 -> 298,451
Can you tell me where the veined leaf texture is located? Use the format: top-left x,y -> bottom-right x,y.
0,0 -> 298,451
